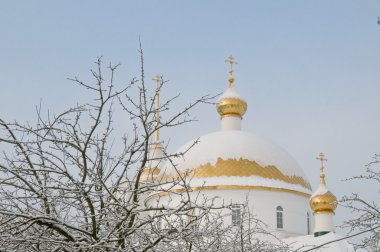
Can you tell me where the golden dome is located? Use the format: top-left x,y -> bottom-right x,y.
310,153 -> 337,213
216,55 -> 248,118
309,190 -> 337,213
140,167 -> 160,182
217,97 -> 247,118
216,77 -> 247,118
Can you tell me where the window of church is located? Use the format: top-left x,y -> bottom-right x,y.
276,206 -> 283,229
231,204 -> 242,226
188,210 -> 198,232
156,218 -> 162,230
307,212 -> 310,235
155,212 -> 163,230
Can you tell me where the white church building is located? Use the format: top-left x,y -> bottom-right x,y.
141,56 -> 354,251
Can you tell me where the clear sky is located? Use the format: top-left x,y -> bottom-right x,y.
1,0 -> 380,237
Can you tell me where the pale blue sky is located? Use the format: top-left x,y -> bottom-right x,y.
1,1 -> 380,236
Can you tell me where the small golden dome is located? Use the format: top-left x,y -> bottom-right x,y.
140,167 -> 160,183
217,97 -> 247,118
309,190 -> 337,213
217,55 -> 247,118
310,153 -> 337,214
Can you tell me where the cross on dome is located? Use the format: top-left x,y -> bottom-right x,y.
152,74 -> 161,85
316,152 -> 328,185
225,55 -> 237,76
310,152 -> 338,230
225,55 -> 238,88
316,152 -> 327,174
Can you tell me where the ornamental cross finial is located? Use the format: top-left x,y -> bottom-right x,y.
153,74 -> 161,85
316,152 -> 327,174
225,55 -> 237,76
152,74 -> 161,143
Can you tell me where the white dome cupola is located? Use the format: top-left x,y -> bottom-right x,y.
148,56 -> 313,238
159,56 -> 311,196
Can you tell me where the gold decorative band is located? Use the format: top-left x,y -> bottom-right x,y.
145,185 -> 311,204
221,113 -> 243,118
192,185 -> 311,197
162,158 -> 311,190
313,209 -> 335,214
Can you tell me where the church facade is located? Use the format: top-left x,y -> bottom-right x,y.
141,56 -> 353,251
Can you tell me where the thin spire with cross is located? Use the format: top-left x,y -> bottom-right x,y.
316,152 -> 327,174
152,74 -> 161,143
316,152 -> 328,184
225,55 -> 238,87
225,55 -> 237,76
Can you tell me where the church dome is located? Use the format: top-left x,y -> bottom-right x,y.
309,190 -> 337,213
159,55 -> 311,196
309,172 -> 337,213
160,130 -> 312,195
308,153 -> 337,237
217,77 -> 247,118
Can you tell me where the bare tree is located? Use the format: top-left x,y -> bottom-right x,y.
0,49 -> 293,251
0,47 -> 217,251
341,154 -> 380,251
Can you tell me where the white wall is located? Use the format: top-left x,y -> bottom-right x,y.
146,188 -> 313,238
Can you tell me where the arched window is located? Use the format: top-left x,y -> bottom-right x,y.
307,212 -> 311,235
188,209 -> 198,232
156,211 -> 163,230
276,206 -> 283,229
231,204 -> 242,226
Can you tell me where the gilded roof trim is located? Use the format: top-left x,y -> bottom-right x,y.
162,158 -> 312,190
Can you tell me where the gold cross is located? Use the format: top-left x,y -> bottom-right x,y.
316,152 -> 327,174
152,74 -> 161,87
225,55 -> 237,76
152,74 -> 161,142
